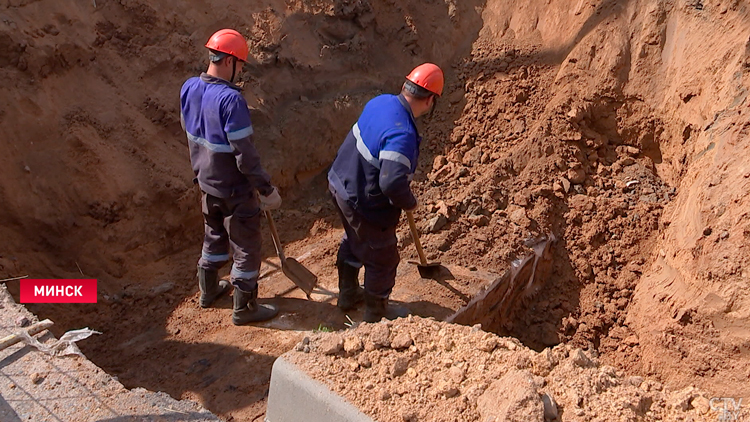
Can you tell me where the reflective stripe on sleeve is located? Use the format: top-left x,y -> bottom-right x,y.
187,132 -> 233,153
353,123 -> 380,169
379,150 -> 412,169
226,126 -> 254,141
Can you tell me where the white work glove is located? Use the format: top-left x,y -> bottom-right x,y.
259,187 -> 282,211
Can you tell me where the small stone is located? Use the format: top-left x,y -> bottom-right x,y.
462,146 -> 482,167
391,333 -> 413,349
567,168 -> 586,184
426,214 -> 448,233
402,410 -> 418,422
569,349 -> 593,367
435,379 -> 459,397
624,335 -> 640,346
379,388 -> 392,401
449,366 -> 466,384
370,324 -> 390,347
532,184 -> 553,197
508,206 -> 530,227
625,146 -> 640,156
478,336 -> 498,352
433,155 -> 447,171
553,181 -> 564,194
703,227 -> 712,236
392,357 -> 409,377
302,337 -> 310,345
439,336 -> 455,351
15,316 -> 30,327
720,231 -> 729,240
319,334 -> 344,355
407,367 -> 417,378
542,392 -> 558,421
357,353 -> 372,368
468,214 -> 490,227
31,372 -> 44,384
561,178 -> 571,192
692,396 -> 710,414
344,335 -> 364,354
671,386 -> 699,411
346,359 -> 360,372
626,376 -> 644,387
303,345 -> 311,353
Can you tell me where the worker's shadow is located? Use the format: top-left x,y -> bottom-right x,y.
252,262 -> 455,330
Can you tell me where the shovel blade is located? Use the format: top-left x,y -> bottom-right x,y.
281,257 -> 318,298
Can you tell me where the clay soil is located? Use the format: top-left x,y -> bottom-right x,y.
1,0 -> 749,421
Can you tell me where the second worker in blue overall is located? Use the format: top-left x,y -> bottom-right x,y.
328,63 -> 444,322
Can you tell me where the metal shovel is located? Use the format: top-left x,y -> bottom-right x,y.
405,210 -> 442,276
264,210 -> 318,299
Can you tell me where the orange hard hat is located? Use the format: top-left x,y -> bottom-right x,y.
406,63 -> 444,96
205,29 -> 249,62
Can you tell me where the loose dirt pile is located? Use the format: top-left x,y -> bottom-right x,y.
289,316 -> 740,422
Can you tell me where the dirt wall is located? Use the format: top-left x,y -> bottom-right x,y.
418,0 -> 750,395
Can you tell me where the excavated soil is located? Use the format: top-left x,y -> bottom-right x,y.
1,0 -> 749,421
288,316 -> 749,422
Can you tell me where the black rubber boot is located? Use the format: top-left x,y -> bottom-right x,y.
232,287 -> 278,325
337,263 -> 364,311
198,267 -> 231,308
363,291 -> 409,323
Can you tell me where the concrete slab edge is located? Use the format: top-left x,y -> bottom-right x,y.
266,355 -> 375,422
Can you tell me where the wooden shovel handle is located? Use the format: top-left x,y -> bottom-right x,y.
406,211 -> 429,266
264,210 -> 286,262
0,319 -> 54,352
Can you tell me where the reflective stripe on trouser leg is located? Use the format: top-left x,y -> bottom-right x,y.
231,265 -> 260,291
199,193 -> 230,271
226,200 -> 262,292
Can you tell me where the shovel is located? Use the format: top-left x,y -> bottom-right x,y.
264,210 -> 318,299
405,210 -> 442,277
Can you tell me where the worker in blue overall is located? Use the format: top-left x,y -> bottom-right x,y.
328,63 -> 444,322
180,29 -> 281,325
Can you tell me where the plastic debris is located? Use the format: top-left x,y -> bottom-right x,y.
16,327 -> 101,357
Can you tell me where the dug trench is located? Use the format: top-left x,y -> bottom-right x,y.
1,0 -> 749,421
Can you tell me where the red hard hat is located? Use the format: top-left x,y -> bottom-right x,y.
205,29 -> 249,62
406,63 -> 444,96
